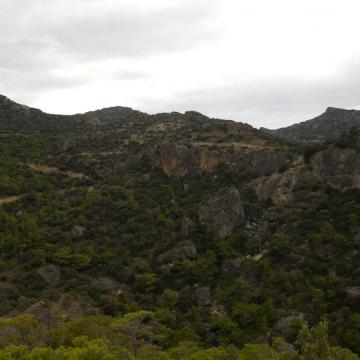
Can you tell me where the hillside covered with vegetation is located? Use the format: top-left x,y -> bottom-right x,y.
0,95 -> 359,358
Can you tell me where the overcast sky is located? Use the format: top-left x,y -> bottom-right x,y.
1,0 -> 360,128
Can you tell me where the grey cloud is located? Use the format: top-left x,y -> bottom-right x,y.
42,2 -> 218,59
0,0 -> 218,95
0,39 -> 55,71
0,0 -> 218,65
0,67 -> 89,93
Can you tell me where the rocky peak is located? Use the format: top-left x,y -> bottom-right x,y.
82,106 -> 144,125
0,94 -> 10,105
184,111 -> 209,121
0,95 -> 36,114
263,106 -> 360,143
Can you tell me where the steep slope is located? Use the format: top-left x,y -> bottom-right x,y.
261,106 -> 360,143
0,96 -> 359,355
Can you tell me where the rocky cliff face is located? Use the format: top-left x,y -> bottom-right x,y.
311,147 -> 360,190
198,188 -> 245,239
253,132 -> 360,205
155,144 -> 293,178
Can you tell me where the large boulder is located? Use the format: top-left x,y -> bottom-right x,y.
71,225 -> 86,238
37,264 -> 61,287
274,313 -> 305,335
199,187 -> 245,238
157,241 -> 198,264
62,139 -> 76,152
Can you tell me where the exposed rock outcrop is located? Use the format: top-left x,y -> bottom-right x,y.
156,144 -> 293,178
157,241 -> 198,264
274,313 -> 305,335
157,144 -> 195,177
37,265 -> 61,287
71,225 -> 86,238
254,140 -> 360,205
311,146 -> 360,190
346,286 -> 360,299
199,187 -> 245,238
253,163 -> 314,206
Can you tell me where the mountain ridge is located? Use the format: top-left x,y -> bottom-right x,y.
4,94 -> 360,145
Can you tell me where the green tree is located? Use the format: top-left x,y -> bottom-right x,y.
112,311 -> 163,357
298,321 -> 331,360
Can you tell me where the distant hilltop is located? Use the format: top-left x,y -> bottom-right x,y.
261,107 -> 360,142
